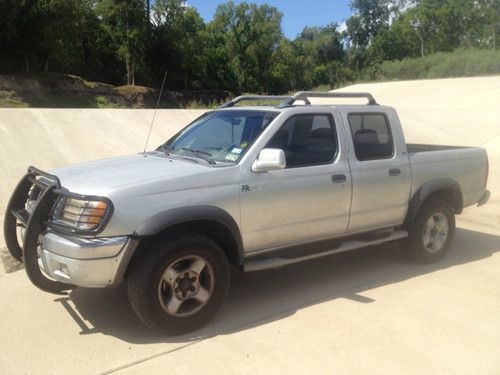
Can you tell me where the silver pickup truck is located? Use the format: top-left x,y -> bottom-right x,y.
4,91 -> 490,334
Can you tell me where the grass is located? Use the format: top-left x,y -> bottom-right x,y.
0,90 -> 126,108
0,90 -> 29,107
183,99 -> 223,108
95,95 -> 124,108
310,84 -> 335,92
372,48 -> 500,81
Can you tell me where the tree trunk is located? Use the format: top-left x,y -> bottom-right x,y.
125,5 -> 134,85
25,57 -> 30,74
126,55 -> 133,85
44,56 -> 50,73
493,22 -> 496,50
131,60 -> 135,86
416,31 -> 424,57
492,1 -> 499,50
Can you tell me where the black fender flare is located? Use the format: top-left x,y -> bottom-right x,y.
405,178 -> 463,223
132,205 -> 244,265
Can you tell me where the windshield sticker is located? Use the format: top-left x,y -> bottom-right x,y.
225,153 -> 238,162
231,147 -> 242,154
240,141 -> 249,148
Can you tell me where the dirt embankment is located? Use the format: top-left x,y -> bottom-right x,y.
0,74 -> 231,108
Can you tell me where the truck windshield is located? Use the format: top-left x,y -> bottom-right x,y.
160,110 -> 279,164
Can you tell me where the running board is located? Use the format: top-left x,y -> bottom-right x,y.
244,230 -> 408,272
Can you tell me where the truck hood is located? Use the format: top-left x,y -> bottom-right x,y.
50,152 -> 215,196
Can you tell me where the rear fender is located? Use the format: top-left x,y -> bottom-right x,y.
405,178 -> 463,223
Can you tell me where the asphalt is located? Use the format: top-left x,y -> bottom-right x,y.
0,76 -> 499,374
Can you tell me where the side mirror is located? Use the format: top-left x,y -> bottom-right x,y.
252,148 -> 286,172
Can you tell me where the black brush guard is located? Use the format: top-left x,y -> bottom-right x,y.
4,166 -> 74,294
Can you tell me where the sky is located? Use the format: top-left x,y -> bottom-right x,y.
186,0 -> 352,39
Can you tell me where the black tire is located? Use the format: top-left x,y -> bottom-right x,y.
401,198 -> 455,263
127,232 -> 230,335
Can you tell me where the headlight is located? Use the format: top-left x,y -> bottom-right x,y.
52,196 -> 111,232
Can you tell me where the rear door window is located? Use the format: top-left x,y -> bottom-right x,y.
348,113 -> 394,161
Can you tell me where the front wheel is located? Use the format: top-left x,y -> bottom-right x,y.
401,198 -> 455,263
127,233 -> 230,335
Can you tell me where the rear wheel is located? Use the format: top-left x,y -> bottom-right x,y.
127,233 -> 230,335
401,198 -> 455,263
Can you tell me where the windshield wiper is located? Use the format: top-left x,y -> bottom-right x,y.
180,147 -> 216,165
157,144 -> 173,155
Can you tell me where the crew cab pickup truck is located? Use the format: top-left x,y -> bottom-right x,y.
4,91 -> 490,334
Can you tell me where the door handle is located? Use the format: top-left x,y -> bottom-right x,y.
389,168 -> 401,176
331,174 -> 347,183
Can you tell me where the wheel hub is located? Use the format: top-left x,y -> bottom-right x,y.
174,271 -> 199,299
423,212 -> 449,254
158,255 -> 215,317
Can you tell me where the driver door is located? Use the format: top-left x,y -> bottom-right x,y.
239,112 -> 351,253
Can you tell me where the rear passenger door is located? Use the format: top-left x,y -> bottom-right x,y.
343,110 -> 411,232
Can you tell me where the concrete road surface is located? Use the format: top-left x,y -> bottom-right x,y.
0,76 -> 499,374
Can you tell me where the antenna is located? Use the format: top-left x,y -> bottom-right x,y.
143,70 -> 168,153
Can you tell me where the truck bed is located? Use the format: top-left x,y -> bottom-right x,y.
407,143 -> 487,209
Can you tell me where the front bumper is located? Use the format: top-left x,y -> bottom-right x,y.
4,166 -> 138,293
38,232 -> 134,288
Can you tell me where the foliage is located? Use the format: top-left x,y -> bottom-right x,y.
346,0 -> 397,48
209,1 -> 283,92
0,0 -> 498,95
372,48 -> 500,80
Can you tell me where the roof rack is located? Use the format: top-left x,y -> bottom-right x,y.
219,95 -> 293,108
218,91 -> 377,109
282,91 -> 377,106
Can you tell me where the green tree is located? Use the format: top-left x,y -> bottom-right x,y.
197,21 -> 237,91
0,0 -> 99,74
291,23 -> 346,88
0,0 -> 497,95
406,0 -> 492,55
473,0 -> 500,49
367,16 -> 420,62
96,0 -> 148,85
209,1 -> 283,92
346,0 -> 398,48
0,0 -> 36,73
149,0 -> 205,90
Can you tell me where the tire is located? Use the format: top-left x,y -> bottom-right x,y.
127,232 -> 230,335
401,198 -> 455,263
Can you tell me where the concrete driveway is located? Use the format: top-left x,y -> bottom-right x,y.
1,220 -> 498,374
0,76 -> 499,374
